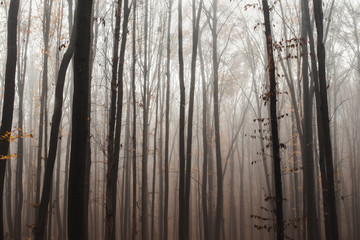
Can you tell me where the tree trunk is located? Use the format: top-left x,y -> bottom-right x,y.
36,1 -> 53,222
312,0 -> 339,238
198,32 -> 210,240
210,1 -> 224,239
105,1 -> 130,239
164,1 -> 173,239
131,1 -> 138,239
0,0 -> 20,237
300,0 -> 321,238
33,9 -> 77,239
67,0 -> 93,238
14,3 -> 31,239
105,0 -> 121,237
55,125 -> 63,240
262,0 -> 284,239
183,1 -> 203,239
6,154 -> 14,239
141,0 -> 149,239
177,0 -> 186,237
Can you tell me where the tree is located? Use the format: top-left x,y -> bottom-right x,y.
184,0 -> 203,239
105,0 -> 130,239
177,0 -> 186,238
33,2 -> 77,238
299,0 -> 320,238
14,2 -> 31,239
209,1 -> 224,239
67,0 -> 93,238
142,0 -> 150,239
0,0 -> 20,237
312,0 -> 339,238
35,0 -> 53,218
131,1 -> 138,239
163,1 -> 173,239
262,0 -> 284,239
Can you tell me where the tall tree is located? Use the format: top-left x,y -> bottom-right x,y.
105,0 -> 122,238
131,1 -> 138,239
14,2 -> 31,239
142,0 -> 150,239
262,0 -> 284,239
183,1 -> 203,239
106,0 -> 130,239
0,0 -> 20,237
163,1 -> 173,239
35,0 -> 53,217
177,0 -> 186,238
198,32 -> 210,240
312,0 -> 339,238
300,0 -> 320,238
209,1 -> 224,239
67,0 -> 93,238
33,1 -> 77,238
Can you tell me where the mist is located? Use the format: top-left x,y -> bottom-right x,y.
0,0 -> 359,239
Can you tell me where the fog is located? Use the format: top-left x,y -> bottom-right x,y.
0,0 -> 359,239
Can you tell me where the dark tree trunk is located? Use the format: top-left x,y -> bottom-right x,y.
312,0 -> 339,239
105,1 -> 130,239
33,9 -> 77,239
105,0 -> 121,236
55,126 -> 63,240
198,33 -> 210,240
122,90 -> 132,240
67,0 -> 93,238
151,70 -> 159,240
300,1 -> 320,238
183,1 -> 203,239
0,0 -> 20,237
131,1 -> 137,239
177,0 -> 186,237
262,0 -> 284,239
36,1 -> 53,221
141,1 -> 150,239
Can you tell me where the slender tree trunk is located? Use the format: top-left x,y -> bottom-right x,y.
183,2 -> 203,239
151,25 -> 165,240
141,1 -> 150,239
262,0 -> 284,239
131,1 -> 137,239
177,0 -> 186,236
14,3 -> 31,239
33,9 -> 77,239
105,1 -> 130,239
312,1 -> 339,239
36,1 -> 53,222
229,150 -> 238,240
55,125 -> 63,240
0,0 -> 20,237
210,1 -> 224,239
164,1 -> 173,239
300,1 -> 320,238
6,154 -> 14,239
151,76 -> 159,240
122,90 -> 132,240
198,34 -> 210,240
105,0 -> 121,236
